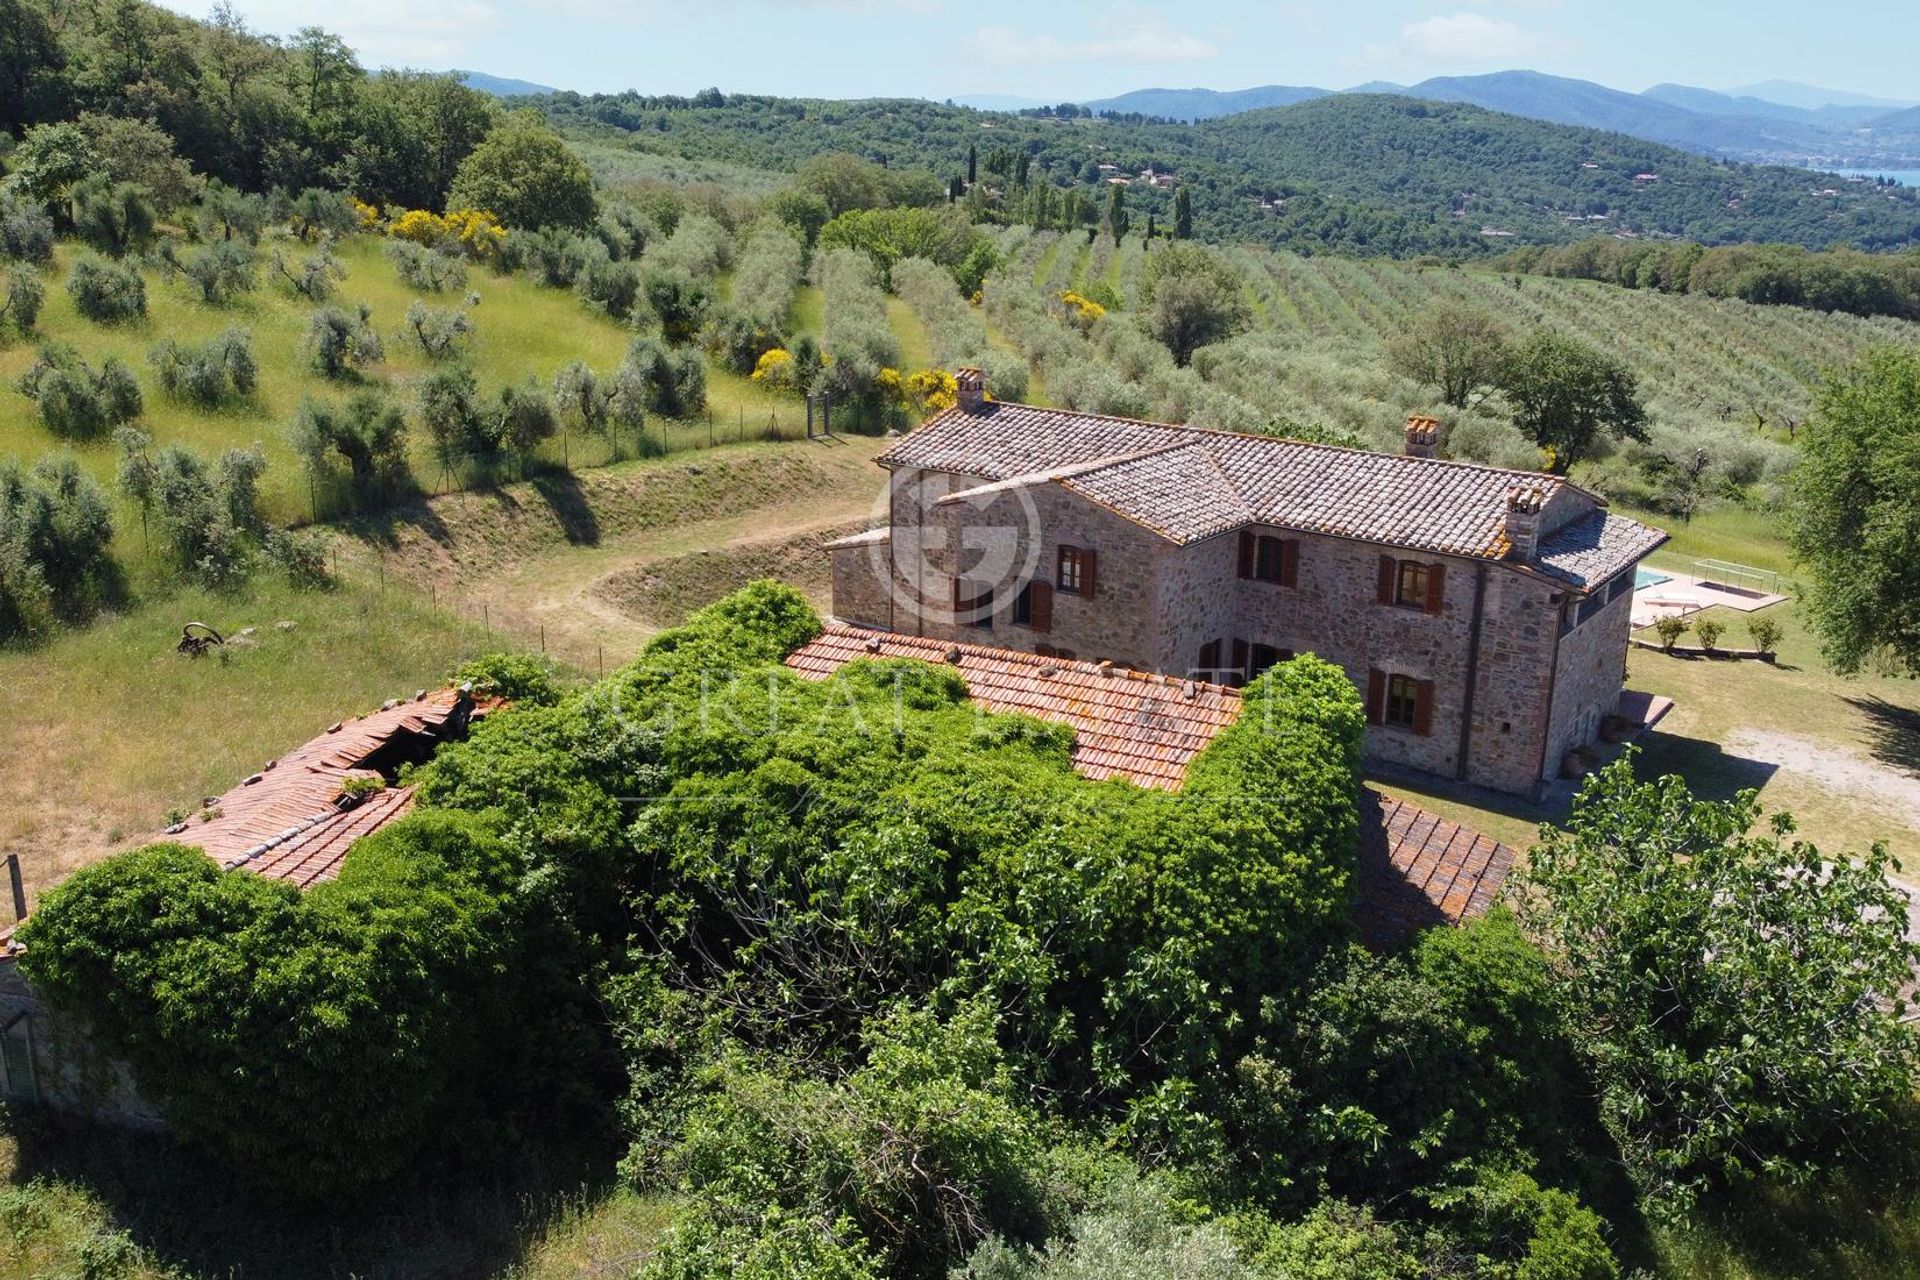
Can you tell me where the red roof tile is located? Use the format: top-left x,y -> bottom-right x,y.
787,625 -> 1516,938
786,624 -> 1239,790
160,689 -> 492,887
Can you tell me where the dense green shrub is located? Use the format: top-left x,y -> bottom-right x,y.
153,237 -> 257,304
615,335 -> 707,419
128,441 -> 266,585
640,266 -> 714,345
574,245 -> 641,319
1514,754 -> 1920,1212
65,255 -> 147,323
16,343 -> 142,439
0,264 -> 47,336
149,327 -> 256,406
306,303 -> 383,378
386,239 -> 468,293
17,814 -> 536,1197
69,177 -> 156,257
643,1002 -> 1050,1279
0,454 -> 116,642
454,652 -> 562,706
0,194 -> 56,264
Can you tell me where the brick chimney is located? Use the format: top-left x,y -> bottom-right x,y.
955,366 -> 986,413
1403,415 -> 1441,459
1504,485 -> 1547,561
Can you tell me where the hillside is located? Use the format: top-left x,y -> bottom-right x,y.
536,90 -> 1920,254
1007,71 -> 1920,169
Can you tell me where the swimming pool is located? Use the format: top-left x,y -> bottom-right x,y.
1635,568 -> 1672,590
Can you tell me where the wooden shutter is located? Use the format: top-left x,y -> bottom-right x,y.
1237,530 -> 1255,579
1080,549 -> 1098,599
1413,679 -> 1436,737
1281,539 -> 1300,588
1424,563 -> 1446,615
1365,669 -> 1386,725
1028,581 -> 1053,633
1376,556 -> 1397,605
1230,638 -> 1249,684
952,575 -> 964,611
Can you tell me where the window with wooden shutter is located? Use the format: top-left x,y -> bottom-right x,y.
1025,581 -> 1053,633
1197,638 -> 1221,675
1249,643 -> 1282,680
1237,531 -> 1255,579
1280,539 -> 1300,588
1080,548 -> 1098,599
1413,679 -> 1435,737
1385,673 -> 1420,729
1424,563 -> 1446,615
1230,638 -> 1249,686
1376,556 -> 1397,605
1057,545 -> 1084,594
1365,669 -> 1386,724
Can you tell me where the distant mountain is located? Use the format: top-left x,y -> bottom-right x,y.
961,69 -> 1920,168
456,70 -> 555,98
1726,79 -> 1916,112
1078,84 -> 1328,121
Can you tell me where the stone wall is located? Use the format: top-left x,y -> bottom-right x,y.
1544,575 -> 1635,776
829,543 -> 893,629
832,470 -> 1626,797
0,957 -> 161,1126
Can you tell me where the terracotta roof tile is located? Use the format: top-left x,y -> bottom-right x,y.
787,624 -> 1240,790
158,689 -> 492,887
1355,790 -> 1517,947
788,626 -> 1516,939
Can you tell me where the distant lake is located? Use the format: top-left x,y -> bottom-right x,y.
1831,168 -> 1920,186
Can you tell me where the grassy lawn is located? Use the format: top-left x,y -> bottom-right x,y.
0,573 -> 488,904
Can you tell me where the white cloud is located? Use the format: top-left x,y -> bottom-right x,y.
971,13 -> 1217,66
1400,12 -> 1560,61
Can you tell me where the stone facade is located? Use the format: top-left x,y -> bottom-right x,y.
834,461 -> 1652,798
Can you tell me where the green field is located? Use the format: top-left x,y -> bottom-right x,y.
0,236 -> 804,524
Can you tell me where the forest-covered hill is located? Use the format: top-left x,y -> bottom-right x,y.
530,88 -> 1920,255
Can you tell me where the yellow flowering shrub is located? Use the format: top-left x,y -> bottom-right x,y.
444,209 -> 507,262
350,199 -> 381,232
1058,290 -> 1107,332
389,208 -> 451,247
905,369 -> 957,416
751,348 -> 796,389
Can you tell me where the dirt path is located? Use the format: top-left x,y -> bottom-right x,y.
353,439 -> 889,671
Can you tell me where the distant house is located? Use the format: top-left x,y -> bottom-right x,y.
1633,173 -> 1659,182
823,376 -> 1668,799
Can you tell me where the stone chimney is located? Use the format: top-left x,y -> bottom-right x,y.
1504,485 -> 1547,561
955,366 -> 986,413
1403,415 -> 1441,459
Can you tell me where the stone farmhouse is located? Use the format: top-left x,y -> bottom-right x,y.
826,368 -> 1668,798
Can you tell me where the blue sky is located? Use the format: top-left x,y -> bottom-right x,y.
156,1 -> 1920,103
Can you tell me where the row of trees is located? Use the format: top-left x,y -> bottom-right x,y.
1495,238 -> 1920,321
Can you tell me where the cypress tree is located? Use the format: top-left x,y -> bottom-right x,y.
1174,186 -> 1193,240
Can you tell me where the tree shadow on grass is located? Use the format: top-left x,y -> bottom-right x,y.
1632,729 -> 1779,803
4,1109 -> 627,1280
342,487 -> 455,553
528,469 -> 601,547
1844,696 -> 1920,777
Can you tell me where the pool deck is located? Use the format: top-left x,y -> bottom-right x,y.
1630,575 -> 1788,629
